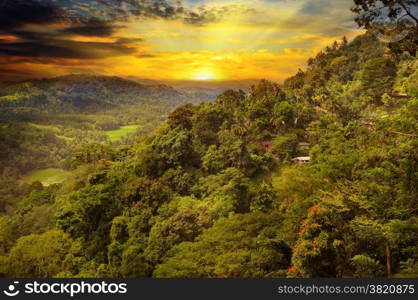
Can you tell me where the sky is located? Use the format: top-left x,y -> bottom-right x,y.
0,0 -> 363,82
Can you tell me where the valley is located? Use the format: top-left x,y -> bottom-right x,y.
0,32 -> 417,279
0,75 -> 214,182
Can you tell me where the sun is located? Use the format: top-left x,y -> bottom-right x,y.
191,68 -> 218,81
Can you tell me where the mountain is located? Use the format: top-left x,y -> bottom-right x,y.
127,77 -> 260,102
0,76 -> 258,114
126,77 -> 259,90
0,75 -> 183,113
0,75 -> 216,177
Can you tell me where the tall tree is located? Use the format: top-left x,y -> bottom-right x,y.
352,0 -> 418,30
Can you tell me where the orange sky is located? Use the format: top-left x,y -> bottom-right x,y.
0,0 -> 363,82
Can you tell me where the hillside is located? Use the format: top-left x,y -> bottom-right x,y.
0,75 -> 213,178
0,32 -> 416,278
0,75 -> 182,113
128,77 -> 259,103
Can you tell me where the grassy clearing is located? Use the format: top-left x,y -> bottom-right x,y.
22,168 -> 71,186
105,125 -> 141,142
29,123 -> 60,133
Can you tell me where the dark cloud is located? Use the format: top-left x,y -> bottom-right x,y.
0,0 -> 252,62
115,37 -> 143,44
0,68 -> 32,81
4,30 -> 61,41
73,0 -> 248,26
0,69 -> 28,75
183,4 -> 256,26
0,0 -> 64,31
137,0 -> 186,19
0,1 -> 122,37
0,1 -> 142,60
0,38 -> 137,59
0,0 -> 250,34
62,19 -> 124,37
135,53 -> 158,58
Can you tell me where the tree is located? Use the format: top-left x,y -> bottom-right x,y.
55,183 -> 118,253
71,143 -> 114,169
351,1 -> 418,31
250,181 -> 276,213
198,168 -> 251,215
191,104 -> 226,153
289,201 -> 351,278
122,177 -> 172,214
167,104 -> 196,130
272,133 -> 298,161
107,217 -> 152,277
360,57 -> 397,103
351,255 -> 385,277
150,128 -> 197,170
216,90 -> 245,117
6,230 -> 75,277
154,213 -> 291,278
145,208 -> 210,264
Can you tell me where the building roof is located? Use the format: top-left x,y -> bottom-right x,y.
391,93 -> 409,99
261,141 -> 273,151
292,156 -> 310,161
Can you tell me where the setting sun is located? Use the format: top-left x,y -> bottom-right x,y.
191,68 -> 218,81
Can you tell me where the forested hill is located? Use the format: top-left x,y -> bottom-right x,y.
0,75 -> 212,177
0,32 -> 417,279
0,75 -> 183,113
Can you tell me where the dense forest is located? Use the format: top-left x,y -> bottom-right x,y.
0,75 -> 212,178
0,27 -> 416,278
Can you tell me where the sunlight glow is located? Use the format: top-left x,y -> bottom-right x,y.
192,68 -> 218,81
0,0 -> 361,82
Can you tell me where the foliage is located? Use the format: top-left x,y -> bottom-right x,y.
0,31 -> 417,278
154,213 -> 291,278
351,255 -> 385,278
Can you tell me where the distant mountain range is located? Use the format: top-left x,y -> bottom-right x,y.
127,77 -> 259,90
0,75 -> 176,107
0,75 -> 230,114
127,77 -> 260,100
0,75 -> 261,113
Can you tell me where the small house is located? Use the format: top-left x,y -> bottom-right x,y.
292,156 -> 311,164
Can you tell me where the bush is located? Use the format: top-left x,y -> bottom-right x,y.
350,255 -> 384,278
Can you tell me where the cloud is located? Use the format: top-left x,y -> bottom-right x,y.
61,19 -> 124,37
136,53 -> 159,58
0,0 -> 362,81
0,1 -> 254,32
0,38 -> 138,59
299,0 -> 328,16
183,4 -> 256,26
0,0 -> 251,62
0,0 -> 64,31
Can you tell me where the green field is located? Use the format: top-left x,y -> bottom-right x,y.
29,123 -> 60,133
22,168 -> 71,186
105,125 -> 141,142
